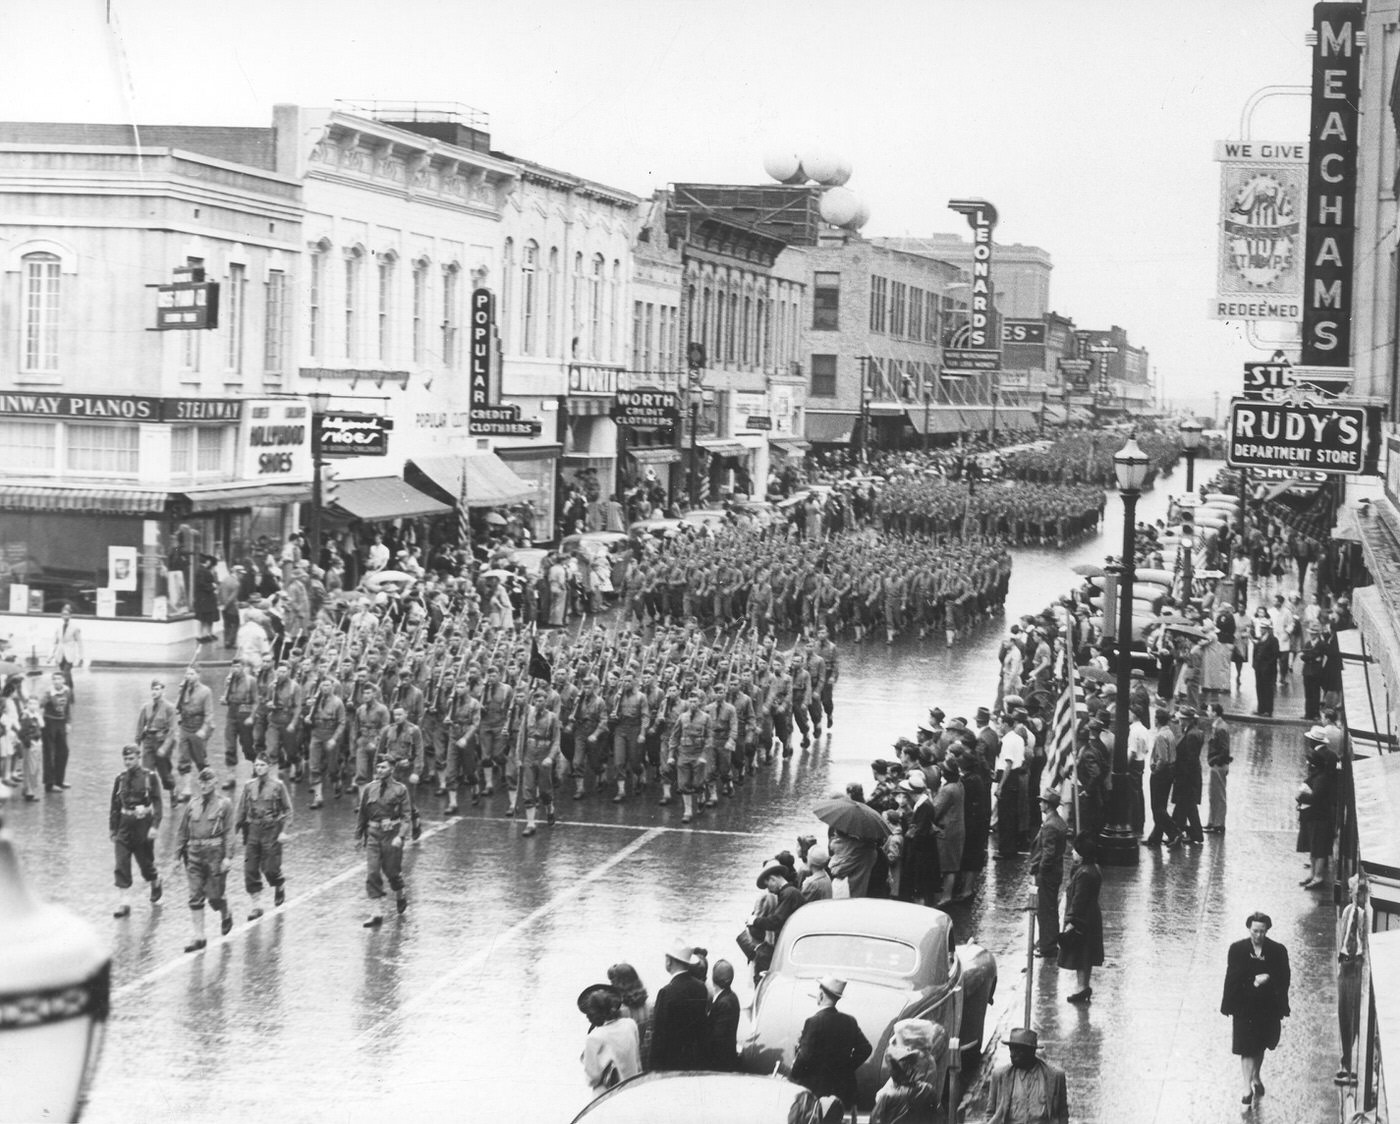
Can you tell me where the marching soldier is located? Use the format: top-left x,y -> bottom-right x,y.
173,665 -> 215,802
478,666 -> 514,798
110,743 -> 164,918
219,657 -> 258,788
306,674 -> 347,809
236,753 -> 291,920
134,679 -> 177,793
568,674 -> 608,800
609,667 -> 650,803
443,675 -> 482,815
706,682 -> 738,805
355,757 -> 410,928
176,767 -> 236,952
353,683 -> 391,785
515,686 -> 560,837
259,662 -> 302,778
668,690 -> 711,825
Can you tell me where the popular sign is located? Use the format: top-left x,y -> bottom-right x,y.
317,412 -> 392,457
1301,2 -> 1363,365
1210,140 -> 1306,322
1227,397 -> 1366,474
612,390 -> 679,429
467,288 -> 542,438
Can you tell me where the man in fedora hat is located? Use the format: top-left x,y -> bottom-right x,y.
790,975 -> 872,1113
650,939 -> 709,1071
750,860 -> 804,943
1029,789 -> 1068,958
1252,620 -> 1279,717
984,1027 -> 1069,1123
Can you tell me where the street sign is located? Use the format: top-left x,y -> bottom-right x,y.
943,348 -> 1001,372
1242,360 -> 1293,399
154,281 -> 219,329
1227,397 -> 1367,475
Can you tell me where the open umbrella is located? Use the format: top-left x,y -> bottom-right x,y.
1163,622 -> 1208,640
362,570 -> 416,591
1071,563 -> 1104,578
480,569 -> 516,581
1076,665 -> 1114,684
483,511 -> 508,526
813,797 -> 891,841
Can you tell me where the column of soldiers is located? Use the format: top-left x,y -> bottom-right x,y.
116,597 -> 845,932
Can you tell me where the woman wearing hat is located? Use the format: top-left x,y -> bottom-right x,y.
1058,835 -> 1104,1004
577,983 -> 641,1092
1296,736 -> 1337,890
930,758 -> 965,907
1221,911 -> 1291,1105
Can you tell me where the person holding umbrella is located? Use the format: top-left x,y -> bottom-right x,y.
817,793 -> 890,899
577,983 -> 641,1092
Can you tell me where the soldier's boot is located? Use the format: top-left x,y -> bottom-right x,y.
248,890 -> 264,922
612,778 -> 626,804
274,881 -> 286,907
482,766 -> 496,796
185,908 -> 207,953
945,629 -> 955,648
310,781 -> 324,810
659,781 -> 673,806
574,778 -> 585,800
446,790 -> 460,816
113,887 -> 131,919
522,806 -> 538,837
505,793 -> 518,817
681,794 -> 694,824
704,783 -> 718,808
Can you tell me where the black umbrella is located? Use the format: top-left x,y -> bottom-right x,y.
813,797 -> 891,841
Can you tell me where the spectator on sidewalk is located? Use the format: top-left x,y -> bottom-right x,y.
1296,738 -> 1337,891
1169,706 -> 1205,846
1059,835 -> 1103,1004
1221,911 -> 1291,1107
1251,621 -> 1279,717
1204,704 -> 1232,834
984,1027 -> 1069,1124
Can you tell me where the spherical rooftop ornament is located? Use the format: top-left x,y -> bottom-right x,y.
763,151 -> 804,185
826,155 -> 852,186
819,186 -> 861,228
802,149 -> 841,186
851,195 -> 871,229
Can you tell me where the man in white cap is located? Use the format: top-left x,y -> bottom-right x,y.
790,975 -> 872,1113
984,1027 -> 1069,1123
649,939 -> 709,1071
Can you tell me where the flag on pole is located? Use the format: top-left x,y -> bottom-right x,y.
1043,639 -> 1084,792
528,637 -> 553,682
457,466 -> 471,548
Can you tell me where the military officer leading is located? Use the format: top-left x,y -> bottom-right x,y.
109,743 -> 164,918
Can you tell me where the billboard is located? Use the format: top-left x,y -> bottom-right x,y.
1210,141 -> 1306,322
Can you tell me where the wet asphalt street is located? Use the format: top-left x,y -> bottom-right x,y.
3,460 -> 1342,1123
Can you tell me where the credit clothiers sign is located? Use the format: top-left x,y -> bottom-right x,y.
1227,397 -> 1366,475
1301,2 -> 1363,365
1210,141 -> 1306,321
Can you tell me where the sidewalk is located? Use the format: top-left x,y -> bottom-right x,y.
966,578 -> 1342,1123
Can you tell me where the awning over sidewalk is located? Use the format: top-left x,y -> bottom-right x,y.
628,447 -> 681,465
406,454 -> 535,508
0,481 -> 171,516
908,408 -> 965,436
327,476 -> 451,521
805,412 -> 858,444
696,439 -> 748,457
958,408 -> 993,429
768,436 -> 811,453
178,481 -> 312,513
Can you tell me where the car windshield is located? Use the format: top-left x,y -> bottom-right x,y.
789,934 -> 918,976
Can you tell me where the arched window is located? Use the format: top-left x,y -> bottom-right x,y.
344,245 -> 364,361
520,241 -> 539,355
20,252 -> 61,373
742,295 -> 752,366
442,264 -> 460,368
411,258 -> 430,364
500,239 -> 514,351
377,252 -> 396,363
589,254 -> 605,360
727,290 -> 738,364
571,252 -> 585,357
307,241 -> 329,359
545,247 -> 559,357
609,259 -> 622,362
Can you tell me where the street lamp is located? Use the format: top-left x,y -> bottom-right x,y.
307,389 -> 332,566
0,799 -> 111,1120
1101,435 -> 1150,868
856,356 -> 872,466
1180,418 -> 1204,493
1179,518 -> 1196,607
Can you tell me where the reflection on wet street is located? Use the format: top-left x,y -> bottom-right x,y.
5,461 -> 1338,1122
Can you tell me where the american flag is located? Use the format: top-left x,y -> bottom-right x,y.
1043,638 -> 1085,793
457,466 -> 470,548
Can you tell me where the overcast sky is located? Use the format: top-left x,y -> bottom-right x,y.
2,0 -> 1314,417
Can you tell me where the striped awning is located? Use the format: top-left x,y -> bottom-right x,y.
0,482 -> 170,516
697,440 -> 748,457
908,408 -> 965,436
566,396 -> 614,418
768,436 -> 811,452
327,476 -> 450,521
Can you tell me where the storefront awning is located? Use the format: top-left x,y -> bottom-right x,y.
0,481 -> 171,516
178,481 -> 312,513
406,454 -> 535,509
866,403 -> 908,418
629,447 -> 682,465
696,440 -> 748,457
566,397 -> 613,418
908,408 -> 964,436
805,412 -> 858,445
1259,478 -> 1323,503
768,436 -> 811,452
1042,403 -> 1068,425
958,408 -> 993,429
999,408 -> 1041,429
327,476 -> 451,521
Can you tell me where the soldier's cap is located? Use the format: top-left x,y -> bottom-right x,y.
976,705 -> 991,720
121,743 -> 139,757
197,767 -> 217,782
150,678 -> 164,688
254,753 -> 271,765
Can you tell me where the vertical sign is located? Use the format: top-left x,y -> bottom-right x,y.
1210,141 -> 1306,321
469,288 -> 494,415
1301,2 -> 1363,366
948,199 -> 998,348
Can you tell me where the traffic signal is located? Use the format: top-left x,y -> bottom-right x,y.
320,463 -> 340,506
686,341 -> 706,370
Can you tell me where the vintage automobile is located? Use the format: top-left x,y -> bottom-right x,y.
571,1072 -> 839,1124
740,899 -> 997,1110
560,531 -> 632,560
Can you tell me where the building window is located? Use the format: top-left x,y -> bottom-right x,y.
890,281 -> 907,337
264,270 -> 287,376
810,354 -> 837,397
571,252 -> 585,357
520,241 -> 539,355
344,249 -> 362,361
0,420 -> 56,471
632,301 -> 644,372
182,256 -> 203,372
925,292 -> 939,343
170,426 -> 227,477
308,247 -> 325,359
610,259 -> 622,362
741,296 -> 752,365
545,247 -> 559,357
442,265 -> 460,368
500,239 -> 514,352
66,423 -> 139,475
909,286 -> 923,343
589,254 -> 605,360
21,252 -> 61,372
813,272 -> 840,331
224,263 -> 246,375
412,260 -> 429,364
869,275 -> 887,334
643,302 -> 655,375
377,256 -> 394,362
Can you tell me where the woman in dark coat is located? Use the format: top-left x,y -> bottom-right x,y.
931,759 -> 965,906
1296,743 -> 1337,889
1220,911 -> 1291,1105
1058,834 -> 1103,1004
955,744 -> 991,899
192,555 -> 221,643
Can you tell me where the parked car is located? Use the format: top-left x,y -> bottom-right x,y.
741,899 -> 997,1110
628,517 -> 682,540
729,499 -> 781,529
571,1072 -> 836,1124
561,531 -> 632,560
679,508 -> 732,533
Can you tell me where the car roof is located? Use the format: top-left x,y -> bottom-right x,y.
572,1072 -> 811,1123
776,898 -> 952,947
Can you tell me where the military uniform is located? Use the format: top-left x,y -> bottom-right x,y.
355,772 -> 410,912
135,693 -> 177,791
220,665 -> 258,768
236,770 -> 291,911
109,761 -> 163,902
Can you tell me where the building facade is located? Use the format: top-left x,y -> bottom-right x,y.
0,123 -> 304,659
876,233 -> 1053,320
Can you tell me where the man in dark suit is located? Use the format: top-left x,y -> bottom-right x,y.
1252,621 -> 1279,717
705,959 -> 740,1072
1029,789 -> 1069,957
1169,707 -> 1205,845
649,940 -> 709,1071
790,976 -> 872,1112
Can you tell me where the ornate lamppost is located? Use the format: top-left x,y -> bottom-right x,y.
1180,418 -> 1204,494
